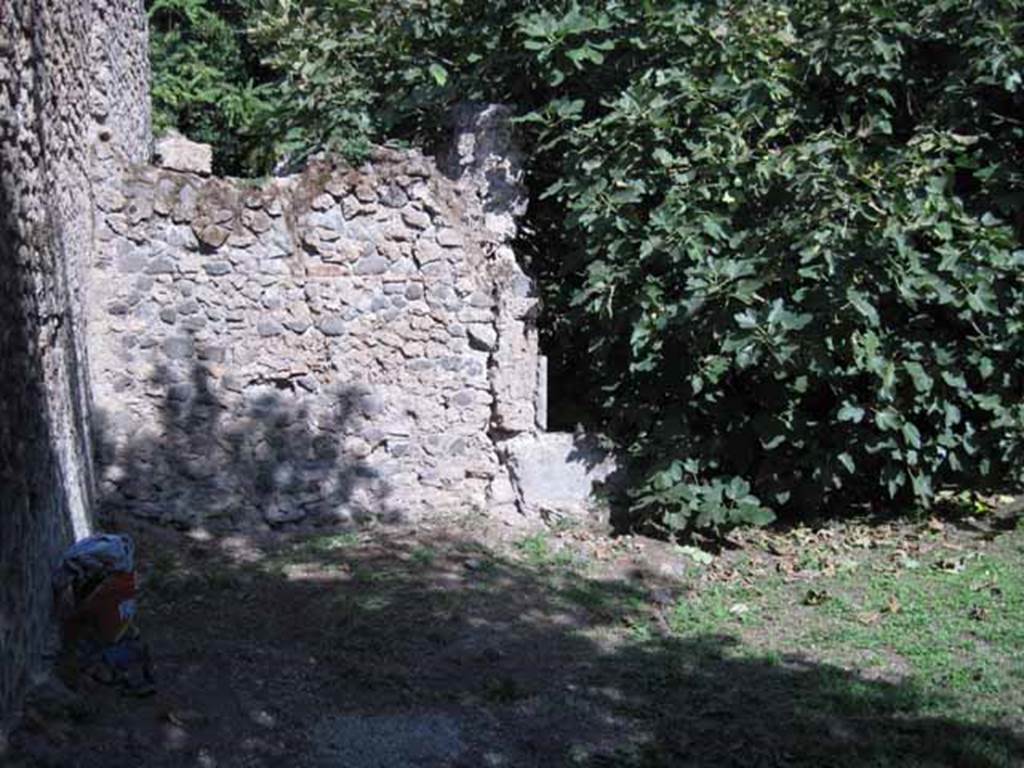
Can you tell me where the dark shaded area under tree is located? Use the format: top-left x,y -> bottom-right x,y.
8,518 -> 1023,767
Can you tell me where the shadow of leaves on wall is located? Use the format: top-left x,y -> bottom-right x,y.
92,363 -> 396,530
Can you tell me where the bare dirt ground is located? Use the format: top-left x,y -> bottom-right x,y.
8,507 -> 1024,768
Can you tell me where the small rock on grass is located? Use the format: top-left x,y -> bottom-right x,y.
250,709 -> 277,729
166,709 -> 207,728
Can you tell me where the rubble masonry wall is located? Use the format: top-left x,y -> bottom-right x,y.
87,110 -> 547,530
0,0 -> 149,724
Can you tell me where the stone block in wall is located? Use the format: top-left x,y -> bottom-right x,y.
154,130 -> 212,175
498,432 -> 619,522
491,318 -> 538,433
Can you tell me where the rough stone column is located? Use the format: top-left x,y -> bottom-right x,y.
444,105 -> 617,523
441,104 -> 547,518
444,103 -> 527,240
442,104 -> 543,435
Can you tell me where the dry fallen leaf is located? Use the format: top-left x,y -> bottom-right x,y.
164,709 -> 206,728
777,558 -> 797,576
857,611 -> 882,626
766,539 -> 790,557
802,588 -> 829,606
891,551 -> 921,570
934,557 -> 966,573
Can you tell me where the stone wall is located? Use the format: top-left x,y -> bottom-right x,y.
87,108 -> 548,530
0,0 -> 613,738
0,0 -> 149,727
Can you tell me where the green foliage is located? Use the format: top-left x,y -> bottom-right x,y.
245,0 -> 538,166
519,1 -> 1024,534
148,0 -> 275,173
149,0 -> 1024,534
148,0 -> 537,173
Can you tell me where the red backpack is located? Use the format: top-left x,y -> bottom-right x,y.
53,534 -> 153,695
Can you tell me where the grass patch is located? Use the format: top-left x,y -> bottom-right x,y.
670,581 -> 768,635
410,546 -> 437,566
514,532 -> 576,570
659,522 -> 1024,759
257,531 -> 364,577
296,531 -> 361,555
132,514 -> 1021,768
805,549 -> 1024,724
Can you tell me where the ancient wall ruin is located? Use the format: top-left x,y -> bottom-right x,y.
2,0 -> 613,734
0,0 -> 149,726
87,108 -> 553,530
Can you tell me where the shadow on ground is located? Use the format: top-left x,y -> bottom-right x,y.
10,519 -> 1023,768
